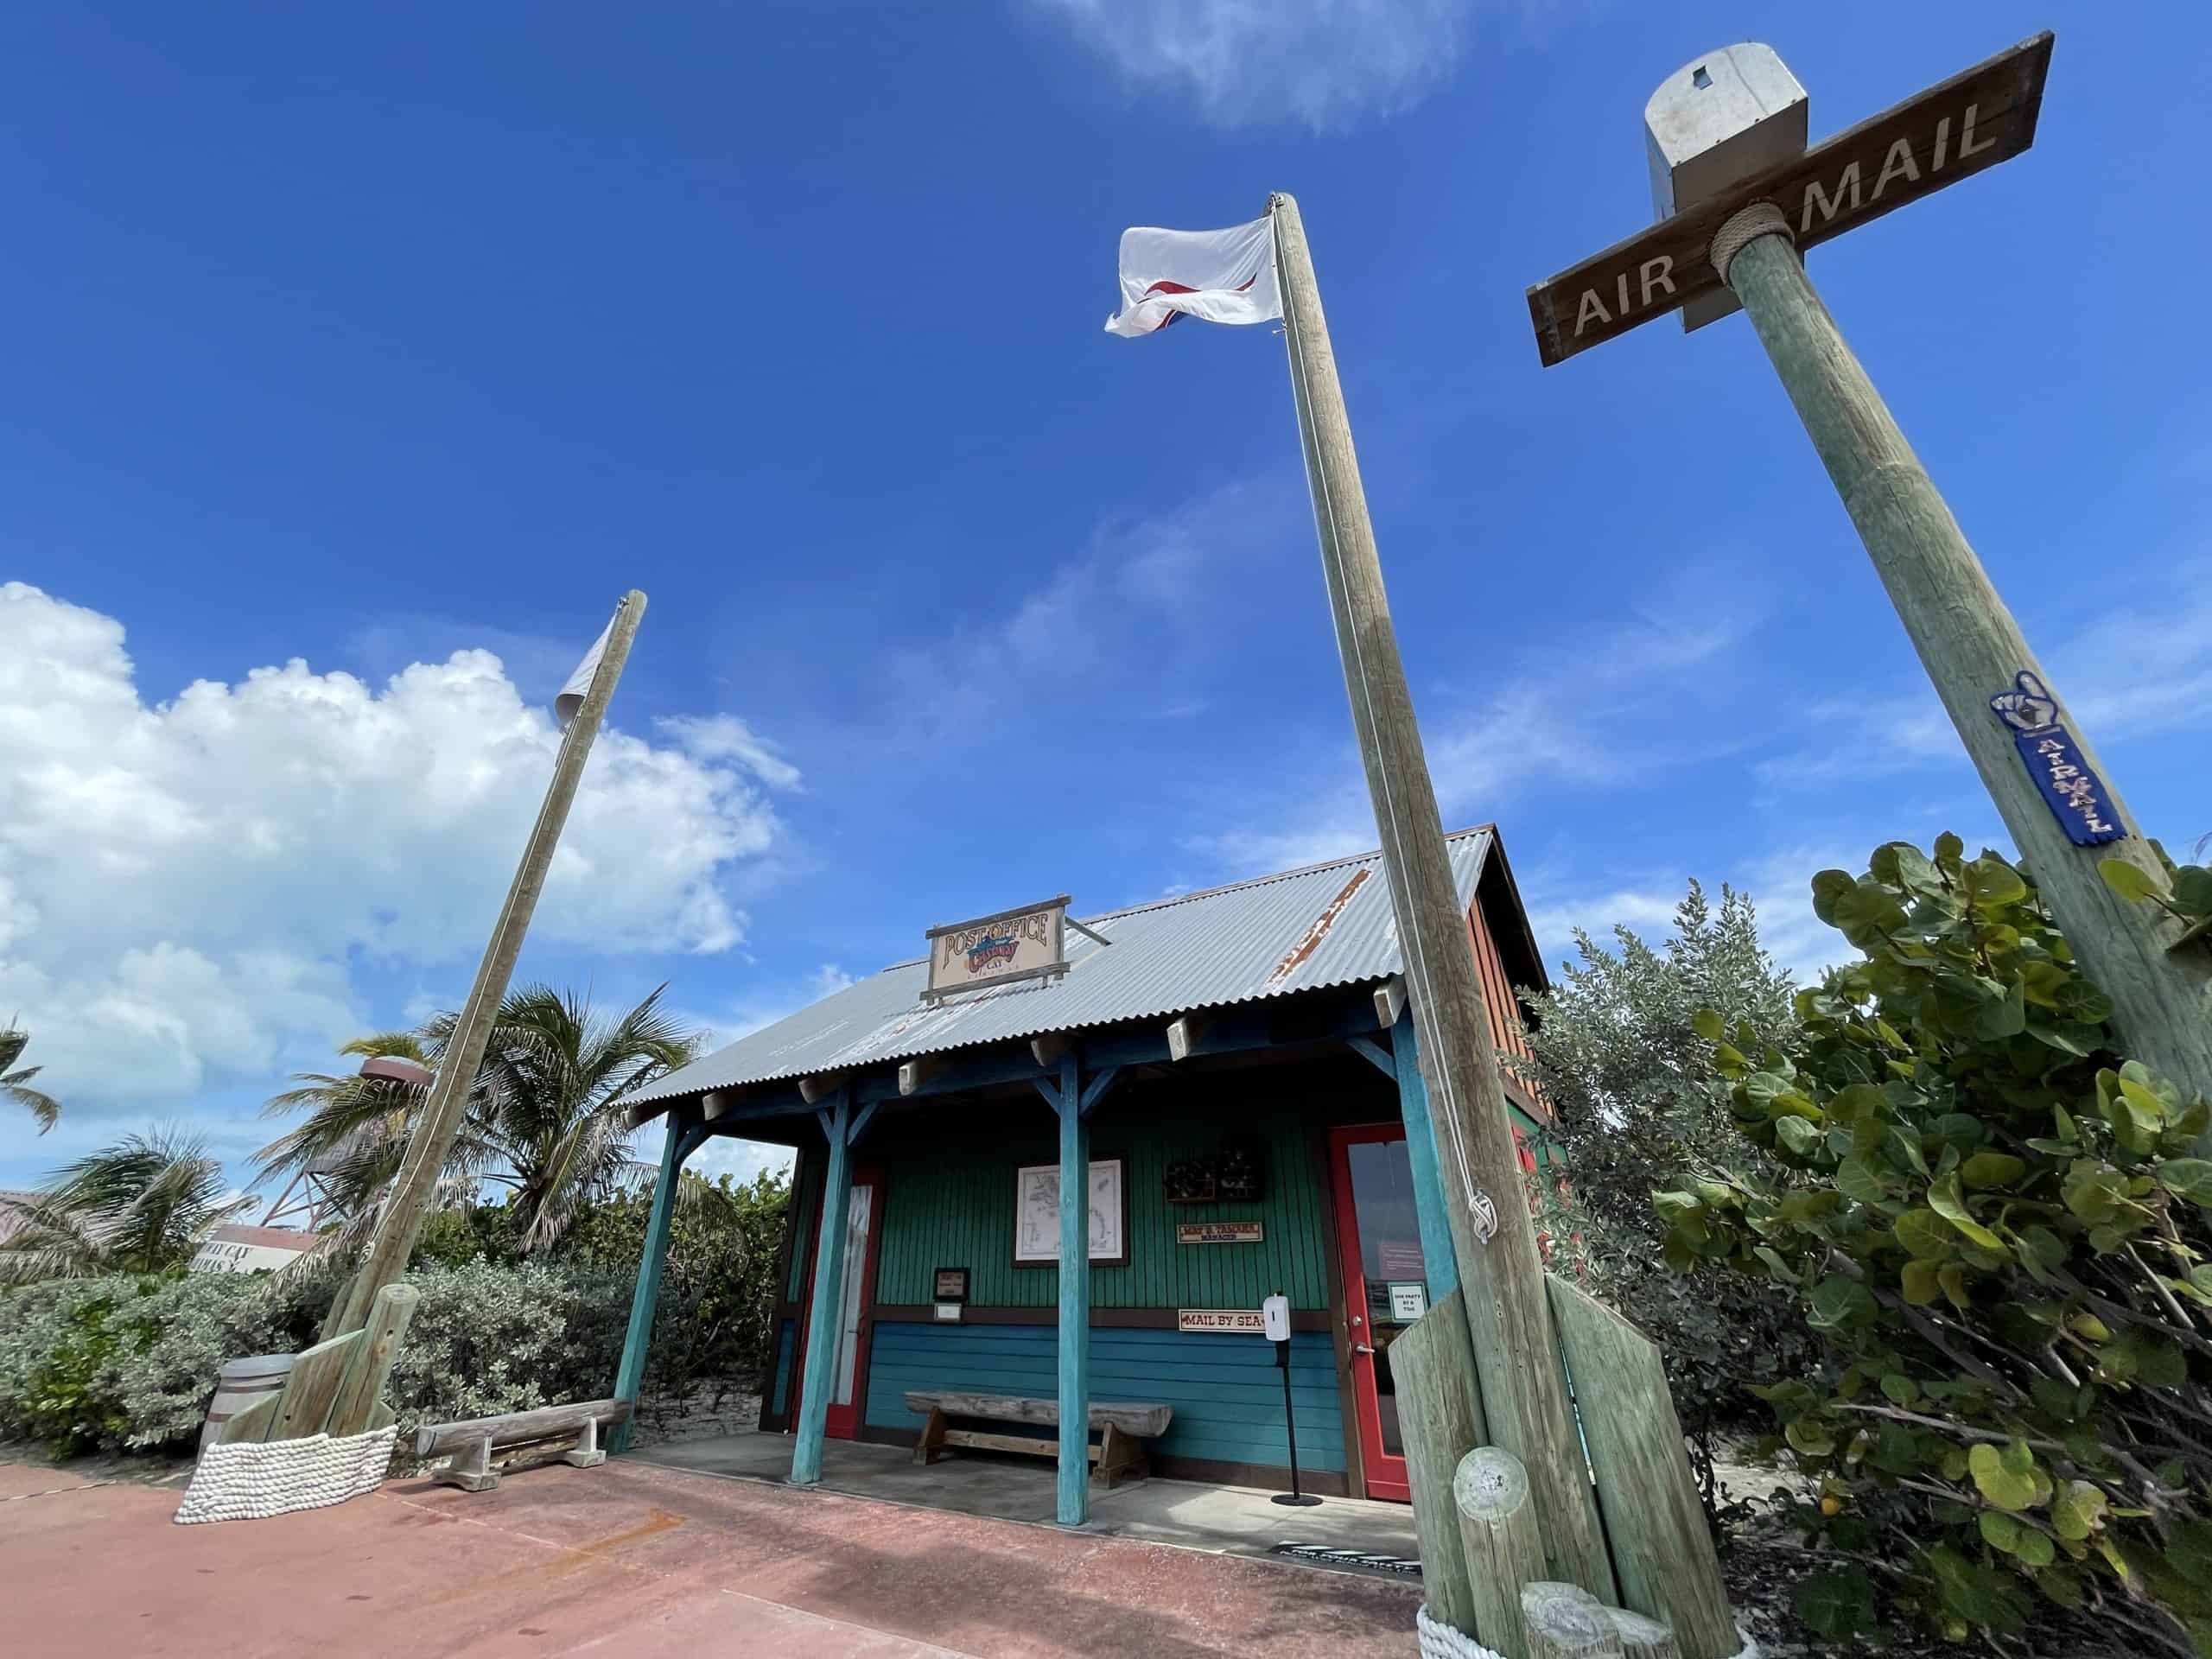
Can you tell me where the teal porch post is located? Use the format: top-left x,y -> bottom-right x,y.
1052,1053 -> 1090,1526
1390,1011 -> 1459,1299
789,1087 -> 851,1487
610,1110 -> 705,1452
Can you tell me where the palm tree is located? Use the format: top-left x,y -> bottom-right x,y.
256,985 -> 698,1256
433,984 -> 699,1252
0,1128 -> 252,1282
1,1026 -> 60,1133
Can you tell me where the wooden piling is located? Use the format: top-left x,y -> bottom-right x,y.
1390,1289 -> 1486,1635
1453,1446 -> 1550,1659
1548,1277 -> 1737,1659
1522,1582 -> 1628,1659
325,1283 -> 418,1439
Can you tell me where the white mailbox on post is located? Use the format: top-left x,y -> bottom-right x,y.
1644,42 -> 1808,331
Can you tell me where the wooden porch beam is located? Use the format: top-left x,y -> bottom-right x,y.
1345,1034 -> 1393,1077
797,1072 -> 844,1106
1030,1033 -> 1068,1069
1077,1065 -> 1122,1118
896,1057 -> 940,1096
1165,1014 -> 1208,1063
1373,975 -> 1406,1030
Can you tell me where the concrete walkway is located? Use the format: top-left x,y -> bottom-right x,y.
639,1430 -> 1425,1575
2,1455 -> 1422,1658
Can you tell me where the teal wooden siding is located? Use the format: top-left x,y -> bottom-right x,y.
768,1318 -> 797,1417
867,1061 -> 1392,1312
865,1319 -> 1344,1473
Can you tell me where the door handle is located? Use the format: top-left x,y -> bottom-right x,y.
1352,1343 -> 1376,1355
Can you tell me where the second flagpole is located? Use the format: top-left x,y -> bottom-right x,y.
1267,193 -> 1612,1599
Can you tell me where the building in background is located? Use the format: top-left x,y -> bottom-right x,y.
622,825 -> 1556,1503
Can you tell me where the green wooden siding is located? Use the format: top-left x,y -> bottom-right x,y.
865,1058 -> 1393,1312
865,1320 -> 1344,1472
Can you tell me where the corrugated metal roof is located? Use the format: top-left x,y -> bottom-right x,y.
628,828 -> 1492,1108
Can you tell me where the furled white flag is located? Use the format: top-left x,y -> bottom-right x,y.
1103,217 -> 1282,338
555,614 -> 615,727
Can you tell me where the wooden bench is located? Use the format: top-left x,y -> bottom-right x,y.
904,1390 -> 1172,1488
414,1397 -> 634,1492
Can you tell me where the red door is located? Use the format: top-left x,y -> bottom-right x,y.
1328,1124 -> 1428,1503
793,1167 -> 884,1441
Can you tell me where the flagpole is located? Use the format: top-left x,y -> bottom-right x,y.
330,589 -> 648,1336
1267,194 -> 1612,1597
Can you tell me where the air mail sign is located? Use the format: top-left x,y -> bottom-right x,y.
1528,33 -> 2052,366
924,894 -> 1071,1001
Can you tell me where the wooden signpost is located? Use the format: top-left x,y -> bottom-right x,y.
1529,31 -> 2212,1112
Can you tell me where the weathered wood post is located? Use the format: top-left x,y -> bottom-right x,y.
1548,1279 -> 1735,1658
1390,1289 -> 1487,1634
608,1110 -> 707,1454
1526,33 -> 2212,1109
1522,1583 -> 1629,1659
1389,1009 -> 1459,1297
1452,1446 -> 1554,1658
333,592 -> 648,1337
1273,190 -> 1615,1603
790,1086 -> 853,1487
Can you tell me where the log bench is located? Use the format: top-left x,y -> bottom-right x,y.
414,1397 -> 635,1492
904,1390 -> 1172,1488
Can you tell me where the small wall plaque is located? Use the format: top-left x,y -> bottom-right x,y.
932,1267 -> 969,1304
1178,1308 -> 1266,1334
1176,1220 -> 1264,1245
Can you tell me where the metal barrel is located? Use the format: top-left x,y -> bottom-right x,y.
200,1352 -> 296,1450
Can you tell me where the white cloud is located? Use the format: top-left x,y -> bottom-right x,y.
658,715 -> 804,792
1027,0 -> 1479,129
679,963 -> 858,1059
685,1137 -> 797,1187
0,583 -> 792,1119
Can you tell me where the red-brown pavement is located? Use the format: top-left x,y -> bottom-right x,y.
3,1456 -> 1421,1657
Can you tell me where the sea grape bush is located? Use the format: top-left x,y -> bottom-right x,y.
1658,836 -> 2212,1656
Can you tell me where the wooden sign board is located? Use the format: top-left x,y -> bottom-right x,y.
924,894 -> 1070,1001
933,1267 -> 969,1303
1178,1307 -> 1265,1334
1528,32 -> 2052,366
1176,1220 -> 1264,1246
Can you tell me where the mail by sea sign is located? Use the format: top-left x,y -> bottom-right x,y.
1989,671 -> 2126,847
1179,1308 -> 1266,1334
924,894 -> 1070,1001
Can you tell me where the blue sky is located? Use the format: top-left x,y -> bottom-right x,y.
5,3 -> 2209,1194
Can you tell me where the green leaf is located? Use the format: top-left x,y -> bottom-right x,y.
2172,865 -> 2212,919
1895,1209 -> 1955,1259
1878,1372 -> 1919,1406
1793,1569 -> 1876,1638
1929,1171 -> 2005,1249
2012,1526 -> 2056,1567
2099,858 -> 2161,903
1966,855 -> 2029,912
1970,1442 -> 2038,1511
1979,1510 -> 2023,1552
1809,1276 -> 1877,1330
1775,1115 -> 1823,1157
1939,1261 -> 1973,1310
1691,1007 -> 1723,1042
1903,1259 -> 1942,1305
1810,869 -> 1856,925
2158,1159 -> 2212,1209
1974,979 -> 2027,1039
1961,1152 -> 2028,1192
1935,831 -> 1965,868
1785,1416 -> 1837,1458
2050,1481 -> 2107,1542
1835,1156 -> 1890,1205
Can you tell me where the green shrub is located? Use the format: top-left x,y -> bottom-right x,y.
1660,836 -> 2212,1656
1513,880 -> 1819,1521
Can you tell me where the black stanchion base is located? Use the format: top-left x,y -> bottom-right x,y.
1271,1492 -> 1325,1507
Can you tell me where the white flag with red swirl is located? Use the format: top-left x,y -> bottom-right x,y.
1103,217 -> 1282,338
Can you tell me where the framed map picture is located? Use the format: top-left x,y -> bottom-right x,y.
1014,1158 -> 1126,1266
